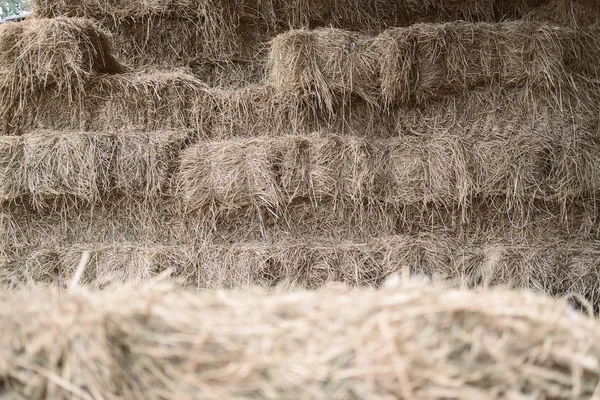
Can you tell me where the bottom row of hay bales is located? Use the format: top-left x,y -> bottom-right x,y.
1,282 -> 599,399
2,236 -> 600,306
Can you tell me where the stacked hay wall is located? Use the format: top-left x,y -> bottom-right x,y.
1,1 -> 600,396
0,13 -> 599,305
2,283 -> 600,398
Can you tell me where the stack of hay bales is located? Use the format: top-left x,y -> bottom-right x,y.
1,0 -> 600,396
0,0 -> 598,299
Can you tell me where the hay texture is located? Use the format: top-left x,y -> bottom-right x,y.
31,0 -> 505,23
3,236 -> 600,304
0,17 -> 123,134
4,64 -> 597,137
0,17 -> 122,120
269,22 -> 600,109
32,0 -> 580,71
2,70 -> 213,135
2,196 -> 598,254
2,283 -> 600,399
528,0 -> 600,27
178,132 -> 600,219
0,130 -> 186,206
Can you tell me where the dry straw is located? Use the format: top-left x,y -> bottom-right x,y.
33,0 -> 582,27
1,283 -> 599,398
2,69 -> 214,135
178,131 -> 600,219
32,0 -> 504,23
527,0 -> 600,27
3,236 -> 600,305
2,195 -> 598,252
32,0 -> 592,70
0,130 -> 186,205
4,58 -> 597,136
0,18 -> 122,131
269,22 -> 600,109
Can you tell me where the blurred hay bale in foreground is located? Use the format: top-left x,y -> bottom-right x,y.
1,283 -> 599,398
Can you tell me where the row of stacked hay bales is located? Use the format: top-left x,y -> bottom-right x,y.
1,0 -> 600,396
1,1 -> 600,297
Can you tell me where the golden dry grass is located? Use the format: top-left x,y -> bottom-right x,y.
2,236 -> 600,305
1,282 -> 599,398
31,0 -> 600,71
269,22 -> 600,110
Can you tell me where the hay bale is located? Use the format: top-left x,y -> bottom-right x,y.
4,65 -> 597,137
2,283 -> 599,398
2,70 -> 214,135
0,130 -> 186,205
85,71 -> 214,132
33,0 -> 552,25
384,136 -> 470,207
179,138 -> 282,212
109,130 -> 188,197
269,22 -> 600,107
21,131 -> 106,205
2,194 -> 598,252
269,28 -> 379,111
33,0 -> 575,73
0,17 -> 122,111
209,84 -> 310,138
57,244 -> 199,289
178,131 -> 599,216
278,135 -> 376,202
33,0 -> 246,70
0,17 -> 125,134
91,17 -> 260,73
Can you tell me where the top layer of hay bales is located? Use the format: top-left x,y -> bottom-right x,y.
269,22 -> 600,109
30,0 -> 531,24
1,283 -> 599,398
33,0 -> 597,28
33,0 -> 590,71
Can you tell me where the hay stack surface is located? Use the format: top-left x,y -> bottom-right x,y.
30,0 -> 509,22
0,17 -> 121,99
269,23 -> 600,109
178,132 -> 600,218
2,236 -> 600,303
527,0 -> 600,27
4,64 -> 597,137
1,70 -> 214,135
1,283 -> 599,399
2,195 -> 598,250
0,130 -> 186,205
32,0 -> 585,71
0,17 -> 123,134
